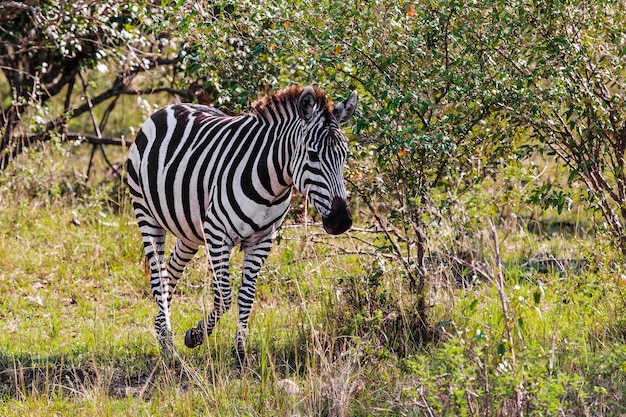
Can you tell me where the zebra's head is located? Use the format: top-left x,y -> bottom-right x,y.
292,86 -> 358,235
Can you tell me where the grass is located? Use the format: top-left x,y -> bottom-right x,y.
1,144 -> 626,416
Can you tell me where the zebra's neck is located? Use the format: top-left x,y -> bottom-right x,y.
249,102 -> 302,197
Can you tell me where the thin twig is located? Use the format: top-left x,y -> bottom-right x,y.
489,221 -> 515,363
78,72 -> 105,179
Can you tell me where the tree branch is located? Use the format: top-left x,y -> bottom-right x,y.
66,134 -> 130,146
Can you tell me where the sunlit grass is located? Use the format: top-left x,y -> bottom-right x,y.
1,146 -> 626,416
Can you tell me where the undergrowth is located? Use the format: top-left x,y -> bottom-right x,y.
1,144 -> 625,416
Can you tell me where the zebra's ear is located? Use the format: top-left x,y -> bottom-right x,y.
297,86 -> 317,123
333,90 -> 358,125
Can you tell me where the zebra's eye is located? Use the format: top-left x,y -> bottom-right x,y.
308,150 -> 320,162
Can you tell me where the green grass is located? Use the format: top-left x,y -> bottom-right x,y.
1,146 -> 626,416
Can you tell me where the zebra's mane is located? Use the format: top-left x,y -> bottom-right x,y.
250,84 -> 333,120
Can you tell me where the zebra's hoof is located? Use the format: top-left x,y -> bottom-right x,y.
232,346 -> 247,371
184,327 -> 204,348
156,328 -> 175,354
160,340 -> 176,357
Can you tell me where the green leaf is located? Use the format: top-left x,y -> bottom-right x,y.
475,328 -> 484,342
437,320 -> 451,329
497,342 -> 507,357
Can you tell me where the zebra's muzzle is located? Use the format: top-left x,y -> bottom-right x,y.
322,197 -> 352,235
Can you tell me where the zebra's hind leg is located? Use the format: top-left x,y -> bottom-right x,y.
232,237 -> 273,368
185,241 -> 234,349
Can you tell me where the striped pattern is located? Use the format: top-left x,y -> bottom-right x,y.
127,85 -> 357,364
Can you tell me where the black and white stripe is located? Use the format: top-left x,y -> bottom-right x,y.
127,85 -> 357,363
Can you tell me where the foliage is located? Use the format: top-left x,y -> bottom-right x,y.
0,0 -> 185,170
483,0 -> 626,254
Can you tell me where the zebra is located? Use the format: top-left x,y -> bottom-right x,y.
127,85 -> 358,365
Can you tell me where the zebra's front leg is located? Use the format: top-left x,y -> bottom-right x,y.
184,244 -> 233,349
233,237 -> 273,368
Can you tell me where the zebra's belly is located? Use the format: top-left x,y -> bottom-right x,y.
141,195 -> 207,247
141,189 -> 291,248
204,196 -> 291,246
